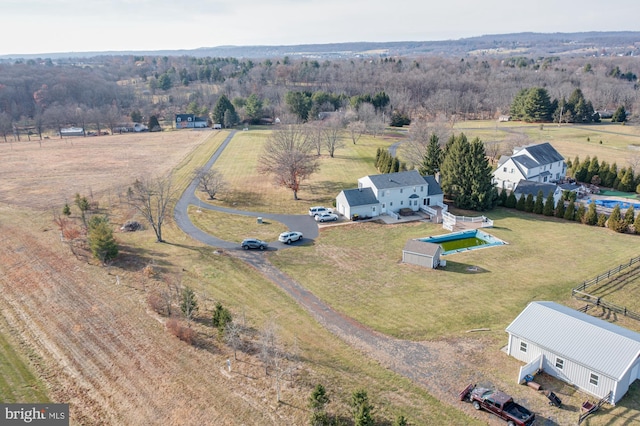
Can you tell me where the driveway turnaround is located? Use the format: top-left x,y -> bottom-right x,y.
173,130 -> 318,250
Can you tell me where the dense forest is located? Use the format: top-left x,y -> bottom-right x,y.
0,51 -> 638,139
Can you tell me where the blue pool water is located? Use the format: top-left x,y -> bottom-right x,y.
588,199 -> 640,210
418,229 -> 506,255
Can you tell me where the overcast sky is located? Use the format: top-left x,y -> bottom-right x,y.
2,0 -> 639,56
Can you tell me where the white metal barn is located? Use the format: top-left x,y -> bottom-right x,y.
506,301 -> 640,404
402,240 -> 442,269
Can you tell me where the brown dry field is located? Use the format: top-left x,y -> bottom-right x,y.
0,132 -> 314,425
0,132 -> 209,210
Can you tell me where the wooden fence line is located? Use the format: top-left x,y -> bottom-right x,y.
571,256 -> 640,323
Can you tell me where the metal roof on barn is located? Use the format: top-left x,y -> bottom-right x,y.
506,301 -> 640,380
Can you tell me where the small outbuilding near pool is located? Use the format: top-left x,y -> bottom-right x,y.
402,240 -> 442,269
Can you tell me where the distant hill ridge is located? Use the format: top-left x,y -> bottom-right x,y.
2,31 -> 639,60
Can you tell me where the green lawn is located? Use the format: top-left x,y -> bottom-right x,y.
0,323 -> 49,403
452,120 -> 640,167
210,130 -> 395,214
270,208 -> 640,341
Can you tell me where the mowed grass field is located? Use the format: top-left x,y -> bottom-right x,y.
452,120 -> 640,167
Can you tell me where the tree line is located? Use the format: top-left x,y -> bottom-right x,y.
1,53 -> 639,140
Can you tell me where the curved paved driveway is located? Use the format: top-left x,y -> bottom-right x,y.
173,130 -> 318,250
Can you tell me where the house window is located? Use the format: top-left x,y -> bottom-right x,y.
390,202 -> 393,207
400,201 -> 404,205
372,206 -> 376,212
510,168 -> 514,173
382,203 -> 385,209
400,188 -> 403,194
519,342 -> 527,353
589,373 -> 599,386
503,167 -> 507,172
555,358 -> 564,370
420,186 -> 424,192
543,176 -> 548,182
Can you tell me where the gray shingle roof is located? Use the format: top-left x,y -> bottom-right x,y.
403,240 -> 441,256
423,175 -> 443,196
522,142 -> 564,164
512,154 -> 539,169
513,180 -> 556,198
340,188 -> 379,207
367,170 -> 427,189
506,301 -> 640,379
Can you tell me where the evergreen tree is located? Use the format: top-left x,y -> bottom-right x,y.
498,188 -> 508,206
624,205 -> 635,225
608,205 -> 626,233
516,194 -> 525,211
533,190 -> 544,214
597,213 -> 608,227
244,94 -> 264,124
62,203 -> 71,216
212,302 -> 232,334
180,287 -> 199,325
148,115 -> 161,132
87,215 -> 118,264
524,193 -> 534,212
612,105 -> 627,123
564,200 -> 575,220
574,156 -> 590,183
575,203 -> 586,223
351,390 -> 374,426
584,202 -> 598,225
213,95 -> 237,127
586,156 -> 599,184
634,210 -> 640,234
543,192 -> 555,216
505,191 -> 517,208
419,134 -> 442,176
555,199 -> 566,218
439,134 -> 497,211
309,383 -> 331,425
619,168 -> 635,192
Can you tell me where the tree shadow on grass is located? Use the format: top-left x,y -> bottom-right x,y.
298,180 -> 353,202
221,190 -> 266,209
113,243 -> 172,273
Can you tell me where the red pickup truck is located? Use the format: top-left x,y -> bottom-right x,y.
460,384 -> 536,426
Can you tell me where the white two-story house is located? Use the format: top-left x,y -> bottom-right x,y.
335,170 -> 443,219
493,142 -> 566,190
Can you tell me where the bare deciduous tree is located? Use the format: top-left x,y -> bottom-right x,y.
259,319 -> 296,403
323,117 -> 344,158
126,174 -> 178,242
347,120 -> 366,144
224,321 -> 244,360
194,167 -> 227,200
258,124 -> 319,200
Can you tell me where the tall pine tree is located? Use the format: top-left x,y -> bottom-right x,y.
439,134 -> 497,211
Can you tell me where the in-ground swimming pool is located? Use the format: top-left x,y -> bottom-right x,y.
588,199 -> 640,210
418,229 -> 506,255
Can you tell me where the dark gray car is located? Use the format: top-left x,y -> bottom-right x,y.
241,238 -> 268,250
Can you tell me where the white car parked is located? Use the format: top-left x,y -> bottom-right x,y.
308,206 -> 330,217
278,231 -> 303,244
315,213 -> 338,222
